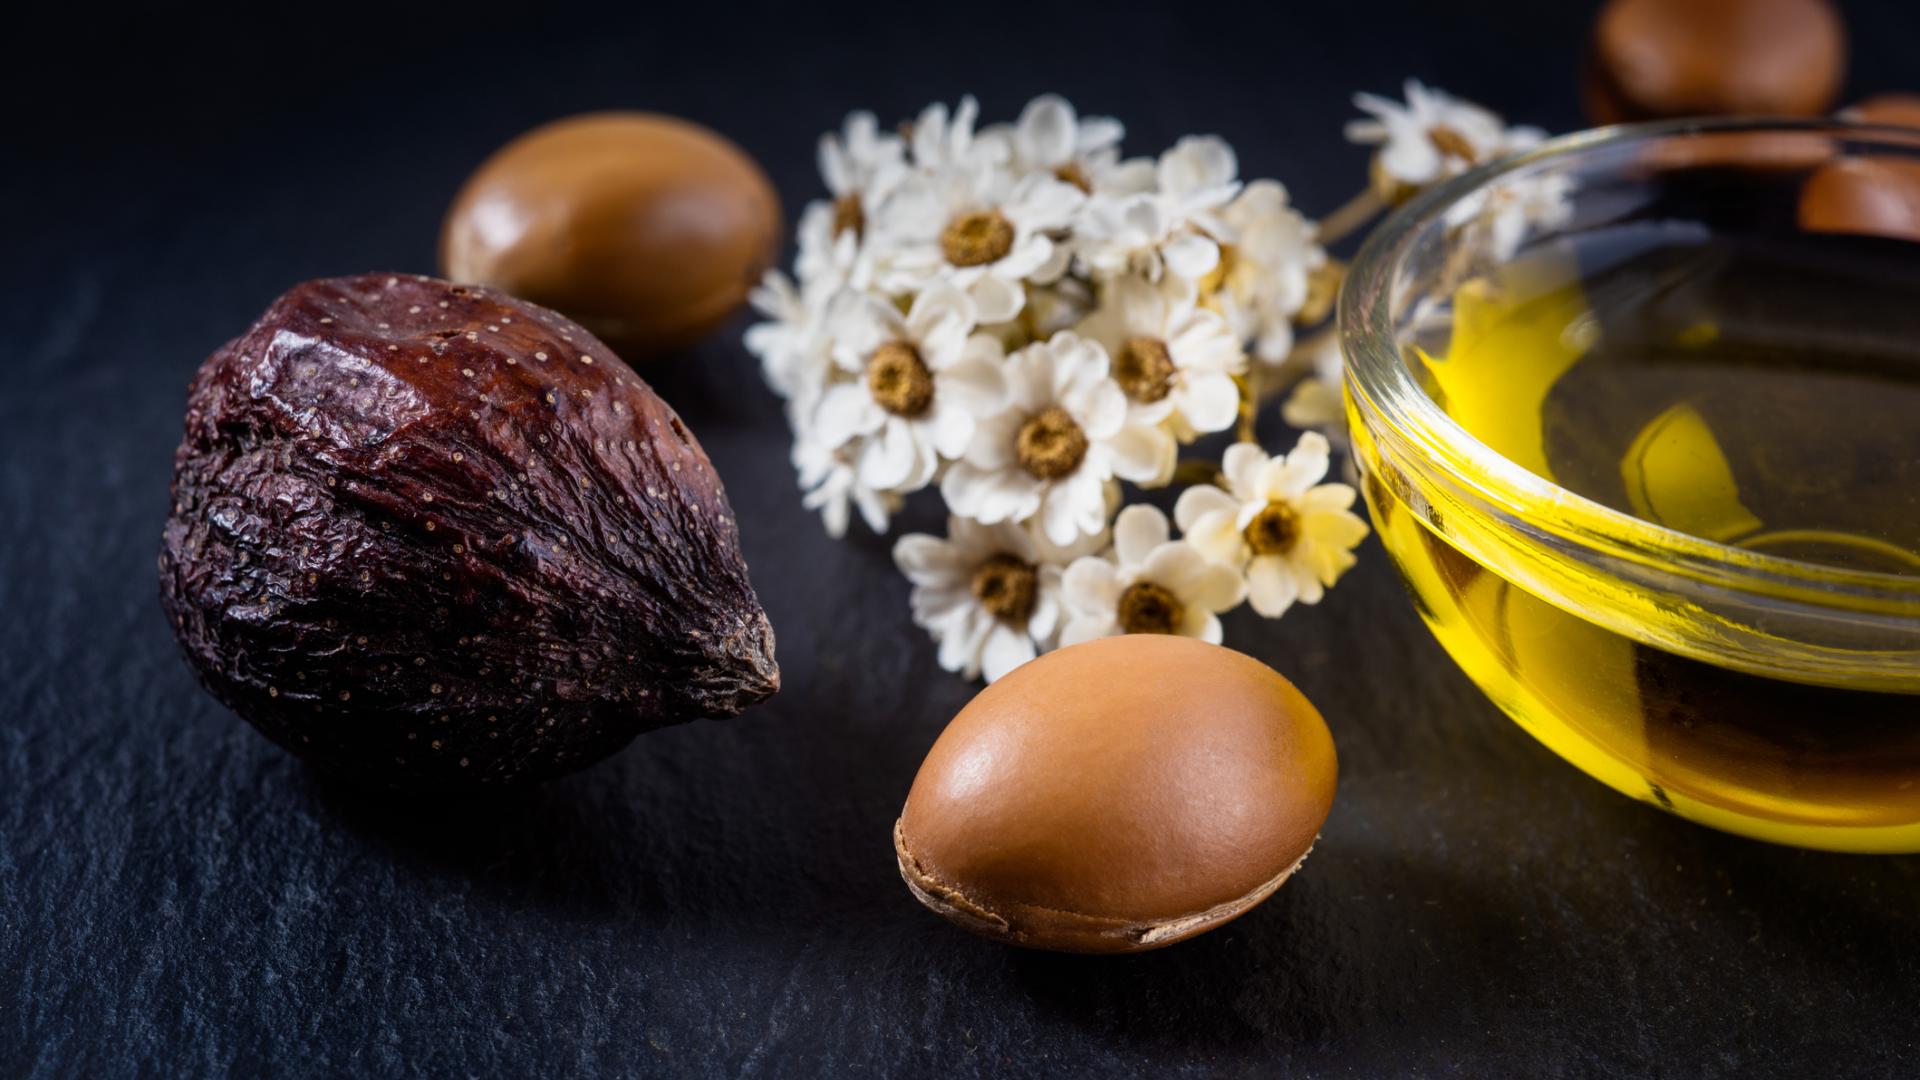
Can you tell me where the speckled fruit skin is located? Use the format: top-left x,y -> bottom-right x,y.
158,273 -> 778,790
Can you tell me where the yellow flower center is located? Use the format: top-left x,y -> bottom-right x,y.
1014,406 -> 1089,480
867,341 -> 934,417
1428,125 -> 1479,164
970,553 -> 1038,624
1112,336 -> 1175,403
1117,581 -> 1184,635
832,192 -> 865,239
941,210 -> 1015,267
1198,242 -> 1237,297
1243,500 -> 1301,556
1053,161 -> 1092,193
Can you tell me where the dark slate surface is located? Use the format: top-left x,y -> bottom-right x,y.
5,2 -> 1918,1076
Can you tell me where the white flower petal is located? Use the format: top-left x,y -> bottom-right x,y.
1187,560 -> 1249,613
941,462 -> 1040,524
926,400 -> 976,460
1112,504 -> 1171,568
982,624 -> 1037,683
1060,613 -> 1117,647
1106,423 -> 1176,485
969,274 -> 1025,323
1162,233 -> 1221,280
1017,94 -> 1077,167
937,352 -> 1009,416
1062,556 -> 1121,616
1221,442 -> 1271,500
1247,556 -> 1300,617
1069,380 -> 1129,442
1175,371 -> 1241,434
892,534 -> 962,585
860,419 -> 923,491
1174,484 -> 1238,533
815,384 -> 885,444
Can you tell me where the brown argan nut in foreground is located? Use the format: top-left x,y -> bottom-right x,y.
894,635 -> 1336,954
1584,0 -> 1846,125
441,112 -> 781,360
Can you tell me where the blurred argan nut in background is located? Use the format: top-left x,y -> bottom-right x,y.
1799,157 -> 1920,243
1584,0 -> 1847,125
1840,94 -> 1920,129
894,636 -> 1337,954
441,112 -> 781,360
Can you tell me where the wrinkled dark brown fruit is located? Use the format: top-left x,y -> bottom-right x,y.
158,273 -> 779,789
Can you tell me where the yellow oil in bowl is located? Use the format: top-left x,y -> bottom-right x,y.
1351,221 -> 1920,851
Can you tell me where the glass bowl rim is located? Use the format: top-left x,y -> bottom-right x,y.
1339,116 -> 1920,610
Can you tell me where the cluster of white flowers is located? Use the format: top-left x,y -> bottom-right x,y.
748,87 -> 1552,682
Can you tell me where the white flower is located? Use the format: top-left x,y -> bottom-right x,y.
893,516 -> 1069,682
1204,180 -> 1327,363
1174,433 -> 1369,617
1346,79 -> 1544,198
1076,135 -> 1242,284
941,332 -> 1167,546
906,96 -> 1006,172
1442,170 -> 1575,264
792,199 -> 875,294
817,109 -> 908,242
988,93 -> 1132,194
873,163 -> 1084,324
811,285 -> 1008,493
1076,275 -> 1244,443
793,415 -> 902,539
1060,505 -> 1245,645
745,270 -> 833,406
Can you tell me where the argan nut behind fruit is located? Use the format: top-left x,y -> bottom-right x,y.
158,273 -> 779,790
1840,94 -> 1920,130
441,112 -> 781,359
1798,156 -> 1920,243
1584,0 -> 1846,125
895,635 -> 1336,954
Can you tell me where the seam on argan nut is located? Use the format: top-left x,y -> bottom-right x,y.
894,818 -> 1317,952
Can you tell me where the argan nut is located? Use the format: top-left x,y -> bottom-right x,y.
441,112 -> 782,360
1798,157 -> 1920,242
1840,94 -> 1920,129
1585,0 -> 1846,125
894,636 -> 1336,954
158,273 -> 779,791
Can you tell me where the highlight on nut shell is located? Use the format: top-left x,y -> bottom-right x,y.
441,112 -> 783,361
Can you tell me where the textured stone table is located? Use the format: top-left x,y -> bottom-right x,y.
5,2 -> 1917,1075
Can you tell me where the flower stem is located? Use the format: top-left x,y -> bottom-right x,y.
1172,457 -> 1225,488
1258,325 -> 1340,404
1317,189 -> 1387,248
1237,367 -> 1262,443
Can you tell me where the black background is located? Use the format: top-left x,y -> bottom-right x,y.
6,2 -> 1919,1076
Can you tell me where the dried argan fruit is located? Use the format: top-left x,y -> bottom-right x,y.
158,273 -> 779,790
895,636 -> 1336,953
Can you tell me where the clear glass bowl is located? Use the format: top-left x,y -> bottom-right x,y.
1340,119 -> 1920,852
